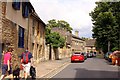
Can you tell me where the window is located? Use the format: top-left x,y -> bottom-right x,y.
12,0 -> 20,10
32,43 -> 34,53
32,20 -> 35,35
37,24 -> 39,35
22,2 -> 29,18
18,26 -> 24,48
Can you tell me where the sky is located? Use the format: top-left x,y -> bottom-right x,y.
30,0 -> 99,38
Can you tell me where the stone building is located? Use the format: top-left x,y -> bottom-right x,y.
49,28 -> 86,59
0,1 -> 46,65
71,34 -> 86,53
28,12 -> 46,63
85,39 -> 96,53
1,2 -> 30,54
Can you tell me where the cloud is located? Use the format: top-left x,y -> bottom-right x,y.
30,0 -> 98,38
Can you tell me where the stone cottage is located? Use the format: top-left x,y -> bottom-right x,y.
0,1 -> 46,68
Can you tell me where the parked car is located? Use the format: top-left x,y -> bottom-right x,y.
82,52 -> 87,60
109,53 -> 117,65
71,52 -> 85,63
87,53 -> 93,58
111,51 -> 120,65
92,52 -> 97,57
104,51 -> 113,62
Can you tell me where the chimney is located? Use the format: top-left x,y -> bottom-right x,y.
75,30 -> 79,37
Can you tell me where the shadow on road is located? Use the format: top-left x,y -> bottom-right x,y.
75,68 -> 119,79
104,60 -> 113,65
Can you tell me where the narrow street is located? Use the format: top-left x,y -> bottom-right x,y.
51,58 -> 119,78
1,1 -> 120,80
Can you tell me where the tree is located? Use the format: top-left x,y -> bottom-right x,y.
90,2 -> 119,53
46,32 -> 65,60
110,2 -> 120,50
46,32 -> 65,48
57,20 -> 73,33
45,19 -> 72,60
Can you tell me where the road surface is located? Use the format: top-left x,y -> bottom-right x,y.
52,58 -> 119,79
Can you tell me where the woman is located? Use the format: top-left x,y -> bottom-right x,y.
0,47 -> 13,80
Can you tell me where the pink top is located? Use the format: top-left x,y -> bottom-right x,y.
3,52 -> 11,65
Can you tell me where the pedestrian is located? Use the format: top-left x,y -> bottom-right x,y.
0,47 -> 13,80
20,48 -> 33,79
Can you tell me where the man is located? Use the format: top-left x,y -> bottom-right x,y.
20,48 -> 33,79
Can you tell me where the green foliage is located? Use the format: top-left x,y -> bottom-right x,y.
47,19 -> 58,28
46,19 -> 73,33
46,32 -> 65,48
45,19 -> 72,48
111,47 -> 119,52
57,20 -> 73,33
90,2 -> 119,53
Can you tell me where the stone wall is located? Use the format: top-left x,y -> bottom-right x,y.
1,2 -> 46,66
2,19 -> 31,72
44,45 -> 71,61
0,1 -> 2,69
28,14 -> 46,63
2,17 -> 19,69
2,17 -> 28,54
0,1 -> 2,43
45,44 -> 57,60
1,2 -> 28,54
1,2 -> 29,69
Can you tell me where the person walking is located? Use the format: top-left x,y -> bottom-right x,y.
0,47 -> 13,80
20,48 -> 33,79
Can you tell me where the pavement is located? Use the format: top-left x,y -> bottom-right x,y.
36,58 -> 70,78
2,58 -> 70,79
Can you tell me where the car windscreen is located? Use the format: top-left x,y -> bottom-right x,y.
73,53 -> 81,55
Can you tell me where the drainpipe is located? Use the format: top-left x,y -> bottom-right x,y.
27,3 -> 32,50
27,11 -> 32,50
27,13 -> 29,49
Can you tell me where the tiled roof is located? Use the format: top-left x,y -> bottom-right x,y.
72,34 -> 83,40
